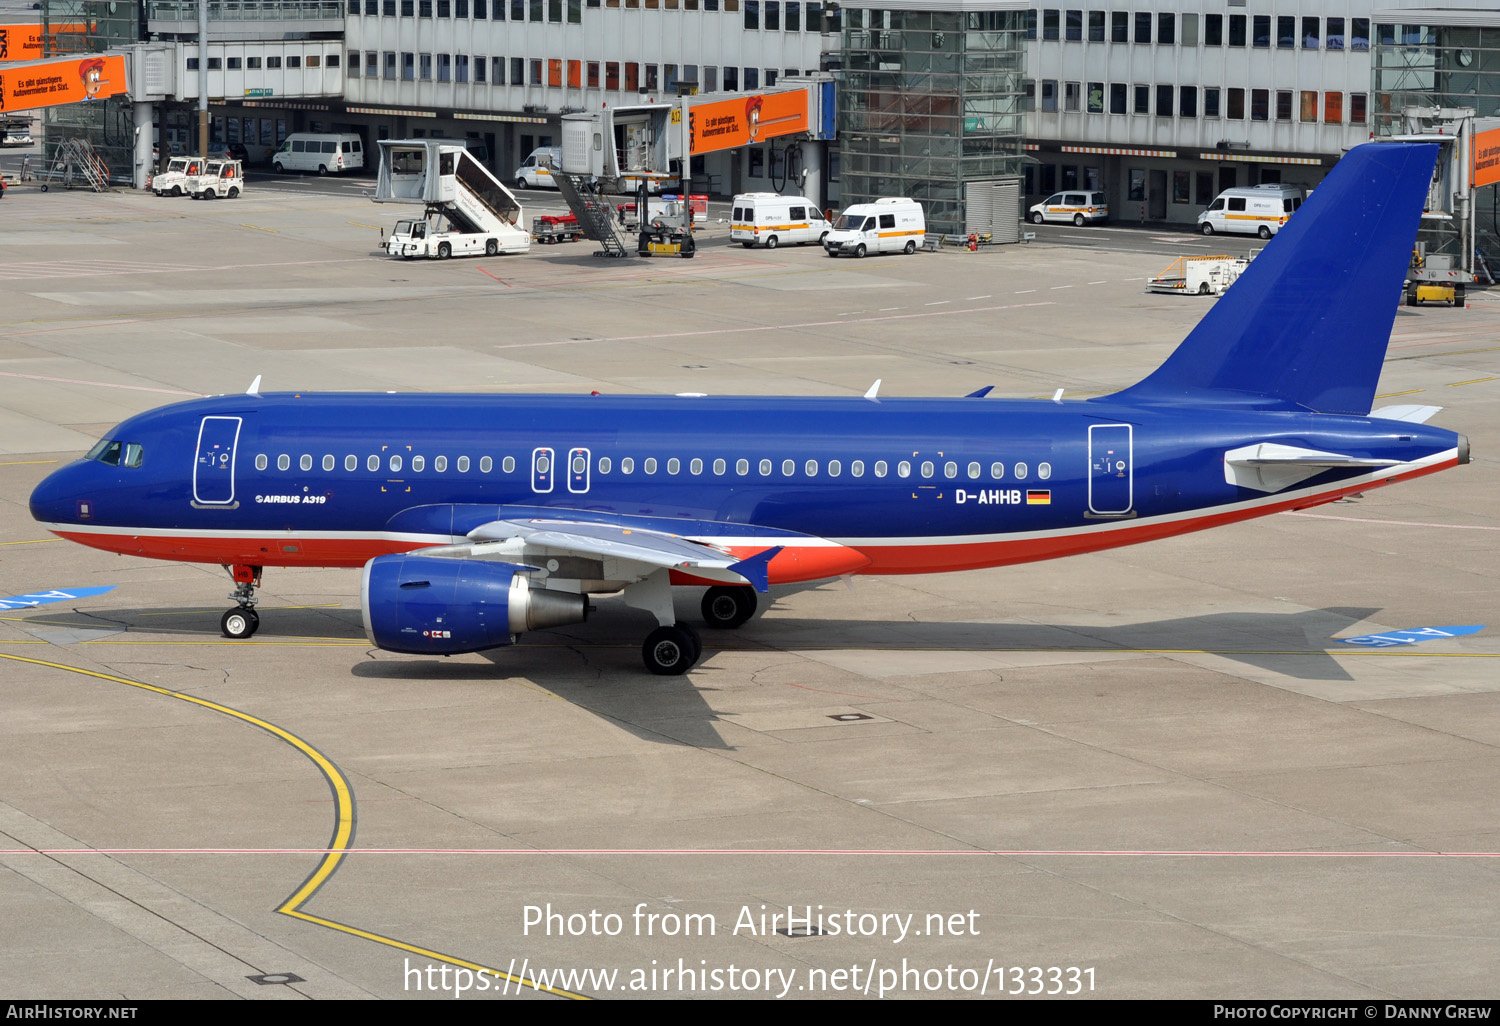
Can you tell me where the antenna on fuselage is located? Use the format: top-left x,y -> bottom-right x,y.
864,379 -> 882,401
246,375 -> 263,397
1052,388 -> 1065,403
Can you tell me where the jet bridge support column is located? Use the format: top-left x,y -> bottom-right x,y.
801,140 -> 827,213
133,101 -> 155,190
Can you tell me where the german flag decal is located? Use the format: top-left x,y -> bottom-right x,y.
1026,490 -> 1051,505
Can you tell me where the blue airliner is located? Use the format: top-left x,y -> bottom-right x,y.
29,143 -> 1468,674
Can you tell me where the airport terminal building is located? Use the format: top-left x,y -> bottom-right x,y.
19,0 -> 1500,243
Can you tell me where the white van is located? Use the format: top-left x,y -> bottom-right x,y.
1198,184 -> 1304,239
823,198 -> 926,258
731,193 -> 831,249
513,146 -> 562,189
271,133 -> 365,175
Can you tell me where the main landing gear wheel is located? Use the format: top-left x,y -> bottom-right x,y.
642,624 -> 701,675
221,607 -> 259,639
701,586 -> 756,629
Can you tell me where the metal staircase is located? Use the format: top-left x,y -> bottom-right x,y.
554,171 -> 632,258
42,138 -> 111,193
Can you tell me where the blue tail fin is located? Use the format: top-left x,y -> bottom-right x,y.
1112,142 -> 1438,415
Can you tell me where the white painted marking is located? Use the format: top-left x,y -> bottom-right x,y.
966,295 -> 991,300
1050,285 -> 1073,290
925,300 -> 950,306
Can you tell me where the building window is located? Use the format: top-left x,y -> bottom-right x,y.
1275,90 -> 1291,120
1326,92 -> 1344,124
420,0 -> 432,13
1350,93 -> 1365,124
457,0 -> 468,13
1179,85 -> 1196,118
1064,81 -> 1079,111
1157,12 -> 1173,45
456,54 -> 469,82
438,0 -> 450,14
421,53 -> 433,79
383,0 -> 395,12
384,52 -> 396,78
1043,9 -> 1059,41
1134,11 -> 1149,44
1302,16 -> 1319,48
1110,11 -> 1126,43
1023,8 -> 1036,40
1204,87 -> 1220,118
1327,18 -> 1345,50
1277,15 -> 1294,48
1351,19 -> 1369,51
1087,81 -> 1103,113
724,66 -> 738,90
366,51 -> 377,76
744,66 -> 758,90
438,53 -> 451,81
1205,13 -> 1221,46
1227,87 -> 1244,120
1109,82 -> 1126,114
402,52 -> 414,79
1229,14 -> 1245,47
1133,84 -> 1149,115
1065,9 -> 1081,41
1300,90 -> 1317,122
1087,10 -> 1103,42
1253,15 -> 1270,48
765,1 -> 779,29
267,56 -> 282,69
1041,79 -> 1057,112
1251,88 -> 1268,121
1156,84 -> 1172,117
744,0 -> 758,28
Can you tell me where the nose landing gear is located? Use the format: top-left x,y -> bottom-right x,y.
221,564 -> 262,639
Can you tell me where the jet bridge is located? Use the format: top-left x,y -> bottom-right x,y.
555,78 -> 834,257
374,140 -> 530,250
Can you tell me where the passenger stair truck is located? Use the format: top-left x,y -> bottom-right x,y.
374,140 -> 531,259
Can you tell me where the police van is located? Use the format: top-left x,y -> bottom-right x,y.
823,198 -> 926,258
1198,185 -> 1304,238
730,193 -> 831,249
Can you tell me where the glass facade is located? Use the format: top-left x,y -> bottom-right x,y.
839,7 -> 1027,236
1373,23 -> 1500,263
40,1 -> 144,184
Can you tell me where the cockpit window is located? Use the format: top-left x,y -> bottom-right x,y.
85,439 -> 143,468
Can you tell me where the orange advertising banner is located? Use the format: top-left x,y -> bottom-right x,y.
0,53 -> 127,112
0,23 -> 90,63
688,91 -> 809,156
1473,125 -> 1500,189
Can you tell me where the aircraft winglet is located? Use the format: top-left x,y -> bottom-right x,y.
246,375 -> 262,397
864,379 -> 882,401
728,546 -> 783,593
965,386 -> 994,399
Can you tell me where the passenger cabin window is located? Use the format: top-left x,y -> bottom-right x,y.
256,454 -> 268,471
278,455 -> 291,471
645,458 -> 658,474
367,455 -> 380,471
598,457 -> 612,473
944,462 -> 957,479
480,456 -> 493,472
782,459 -> 795,476
712,458 -> 725,475
621,457 -> 634,474
737,459 -> 749,475
667,458 -> 680,475
828,460 -> 841,477
851,460 -> 864,477
1015,463 -> 1028,479
323,455 -> 335,471
412,456 -> 425,472
874,461 -> 887,477
346,455 -> 358,471
805,460 -> 817,476
435,456 -> 448,472
458,456 -> 470,472
898,461 -> 911,478
760,459 -> 772,476
991,462 -> 1005,478
1039,462 -> 1052,480
390,455 -> 402,472
968,462 -> 981,479
503,456 -> 515,472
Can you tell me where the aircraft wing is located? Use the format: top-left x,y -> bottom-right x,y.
459,518 -> 781,592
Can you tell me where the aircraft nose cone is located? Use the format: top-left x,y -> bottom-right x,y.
29,462 -> 89,527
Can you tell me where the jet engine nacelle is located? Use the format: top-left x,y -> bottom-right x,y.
362,554 -> 587,655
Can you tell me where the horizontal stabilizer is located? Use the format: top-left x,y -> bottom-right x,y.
1370,404 -> 1444,424
1224,442 -> 1400,493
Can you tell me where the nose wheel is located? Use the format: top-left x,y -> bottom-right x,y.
222,564 -> 263,640
221,607 -> 260,639
642,624 -> 702,675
